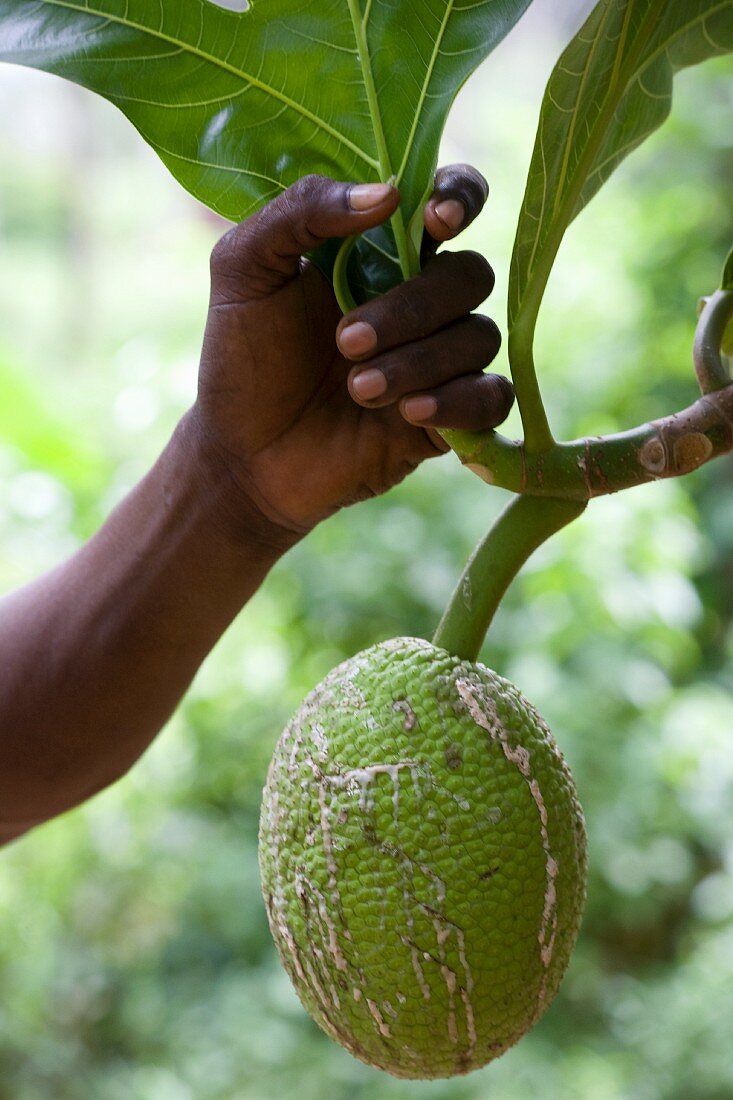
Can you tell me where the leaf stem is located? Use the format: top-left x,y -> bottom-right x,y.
333,236 -> 359,314
507,0 -> 669,451
507,323 -> 555,453
433,495 -> 586,661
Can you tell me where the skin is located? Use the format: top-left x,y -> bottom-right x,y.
0,166 -> 513,846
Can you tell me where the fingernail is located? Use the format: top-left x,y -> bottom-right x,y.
351,369 -> 387,401
349,183 -> 394,211
403,395 -> 437,422
338,321 -> 377,358
434,199 -> 465,231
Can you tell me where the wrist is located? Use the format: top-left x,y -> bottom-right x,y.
173,409 -> 305,561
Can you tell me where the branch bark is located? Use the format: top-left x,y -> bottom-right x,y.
445,290 -> 733,501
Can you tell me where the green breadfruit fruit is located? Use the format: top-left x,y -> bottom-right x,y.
258,637 -> 587,1079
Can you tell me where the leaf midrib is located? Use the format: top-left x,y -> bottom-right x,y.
346,0 -> 394,181
38,0 -> 380,170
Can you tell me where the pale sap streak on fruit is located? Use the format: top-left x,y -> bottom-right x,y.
266,749 -> 341,1020
311,723 -> 329,756
327,755 -> 457,1020
295,869 -> 348,980
288,724 -> 304,774
423,903 -> 475,1051
460,988 -> 477,1053
455,678 -> 559,1006
531,785 -> 559,968
392,698 -> 417,730
406,935 -> 432,1001
320,746 -> 477,1048
316,780 -> 350,973
271,777 -> 346,1038
366,998 -> 392,1038
399,851 -> 445,1004
314,748 -> 465,1044
453,925 -> 476,1054
304,968 -> 343,1042
434,917 -> 459,1044
324,760 -> 421,821
455,927 -> 474,994
265,785 -> 307,983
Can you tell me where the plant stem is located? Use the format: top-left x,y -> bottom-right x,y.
432,495 -> 586,661
694,289 -> 733,394
507,324 -> 554,453
333,236 -> 358,314
442,377 -> 733,500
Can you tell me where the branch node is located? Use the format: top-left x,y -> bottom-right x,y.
639,437 -> 666,475
466,463 -> 495,485
673,432 -> 713,474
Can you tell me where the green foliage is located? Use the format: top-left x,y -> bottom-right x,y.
0,0 -> 531,297
4,0 -> 731,321
510,0 -> 733,340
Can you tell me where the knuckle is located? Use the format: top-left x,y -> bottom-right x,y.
394,342 -> 429,387
394,287 -> 431,338
483,372 -> 515,416
288,173 -> 327,205
467,314 -> 502,358
459,250 -> 495,299
209,225 -> 241,275
421,340 -> 455,383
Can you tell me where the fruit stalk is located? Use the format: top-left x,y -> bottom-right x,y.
432,494 -> 586,661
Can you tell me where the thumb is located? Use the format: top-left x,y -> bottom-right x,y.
210,175 -> 399,300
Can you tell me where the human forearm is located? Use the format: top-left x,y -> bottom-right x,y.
0,411 -> 293,837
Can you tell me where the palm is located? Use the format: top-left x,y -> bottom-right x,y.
200,262 -> 436,531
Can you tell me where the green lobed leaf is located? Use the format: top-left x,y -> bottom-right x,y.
509,0 -> 733,336
0,0 -> 532,299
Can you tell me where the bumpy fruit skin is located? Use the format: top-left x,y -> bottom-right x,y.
258,638 -> 587,1079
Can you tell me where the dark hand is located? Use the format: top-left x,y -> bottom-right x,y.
191,167 -> 513,540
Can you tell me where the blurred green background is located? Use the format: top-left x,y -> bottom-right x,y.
0,2 -> 732,1097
